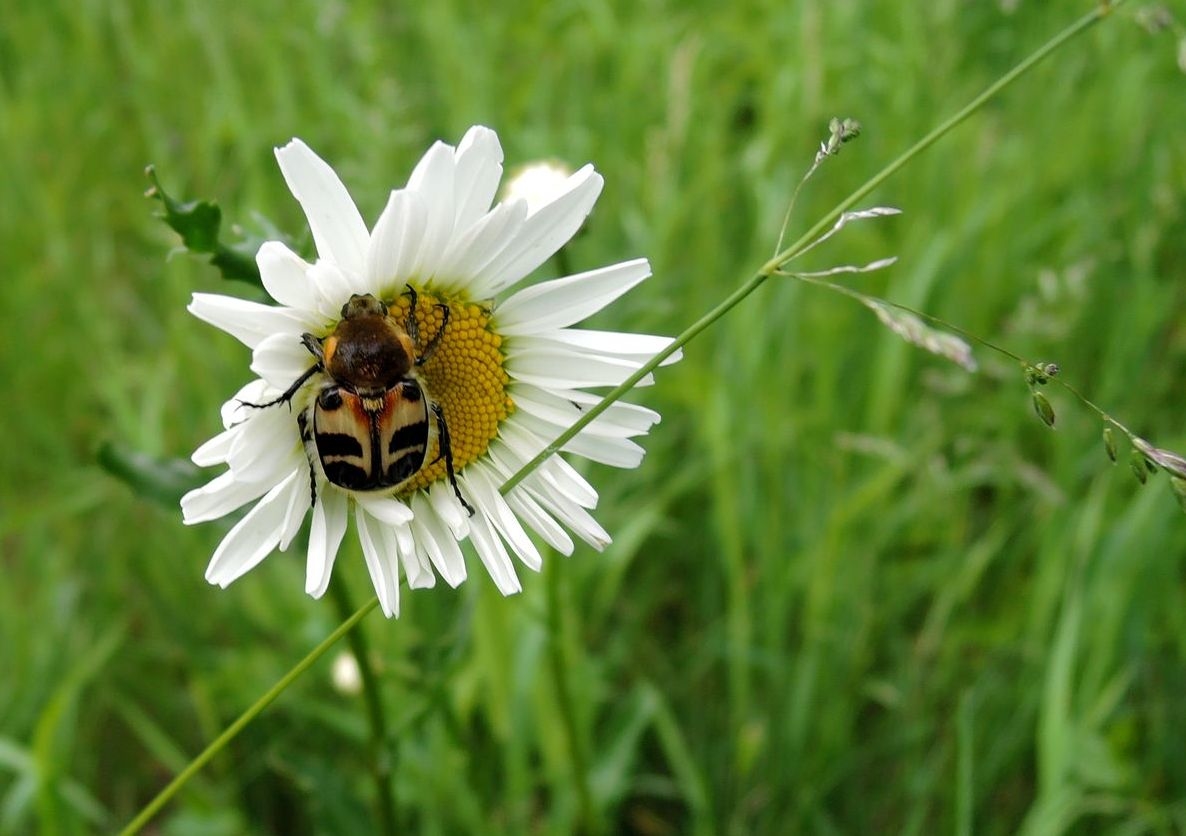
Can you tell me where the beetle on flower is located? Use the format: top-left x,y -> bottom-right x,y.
181,126 -> 679,617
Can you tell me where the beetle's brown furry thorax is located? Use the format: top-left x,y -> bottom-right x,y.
324,316 -> 416,394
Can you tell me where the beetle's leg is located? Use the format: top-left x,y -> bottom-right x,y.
297,408 -> 318,507
417,304 -> 450,365
240,364 -> 318,411
432,402 -> 474,516
239,333 -> 324,411
301,332 -> 326,362
402,284 -> 421,347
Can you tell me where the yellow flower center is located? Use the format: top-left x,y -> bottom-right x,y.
388,291 -> 512,496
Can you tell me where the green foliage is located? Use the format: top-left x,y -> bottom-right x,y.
3,0 -> 1185,834
144,166 -> 262,285
97,442 -> 205,509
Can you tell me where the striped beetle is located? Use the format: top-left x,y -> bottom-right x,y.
251,290 -> 473,515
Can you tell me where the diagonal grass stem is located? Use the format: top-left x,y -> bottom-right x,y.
498,0 -> 1123,498
117,596 -> 380,835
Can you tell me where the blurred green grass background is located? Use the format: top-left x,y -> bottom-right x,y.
3,0 -> 1186,833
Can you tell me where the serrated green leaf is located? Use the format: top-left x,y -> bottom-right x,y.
97,441 -> 205,508
145,166 -> 223,252
145,165 -> 263,286
210,244 -> 262,283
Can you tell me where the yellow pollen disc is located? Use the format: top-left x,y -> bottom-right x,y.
388,292 -> 513,496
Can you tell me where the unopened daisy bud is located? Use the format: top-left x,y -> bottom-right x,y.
331,651 -> 362,696
1131,449 -> 1149,485
1032,391 -> 1055,427
502,159 -> 574,215
1103,426 -> 1117,463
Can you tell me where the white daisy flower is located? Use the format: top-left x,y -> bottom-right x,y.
181,126 -> 678,617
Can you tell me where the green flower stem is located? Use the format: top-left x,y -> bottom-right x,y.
117,596 -> 380,836
499,0 -> 1122,499
546,561 -> 597,833
329,581 -> 399,836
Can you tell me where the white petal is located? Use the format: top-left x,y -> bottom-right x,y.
523,475 -> 611,551
306,487 -> 347,598
566,389 -> 662,435
189,294 -> 315,349
205,470 -> 303,587
452,126 -> 504,232
357,504 -> 401,617
182,469 -> 275,524
366,189 -> 426,295
466,464 -> 541,571
433,200 -> 527,295
495,259 -> 651,336
502,387 -> 584,435
504,487 -> 574,555
353,494 -> 415,527
221,379 -> 272,429
490,421 -> 548,464
531,450 -> 600,509
275,139 -> 368,278
466,507 -> 521,596
395,524 -> 435,590
410,493 -> 467,587
560,431 -> 646,469
547,329 -> 681,365
226,407 -> 302,482
278,463 -> 313,550
406,141 -> 457,281
251,332 -> 315,391
308,260 -> 357,318
507,411 -> 645,468
489,425 -> 602,509
258,241 -> 318,310
474,165 -> 604,294
507,348 -> 653,389
511,385 -> 658,439
427,480 -> 470,540
192,427 -> 235,467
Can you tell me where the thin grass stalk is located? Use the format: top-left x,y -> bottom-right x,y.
116,598 -> 380,835
498,1 -> 1123,499
329,579 -> 399,835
